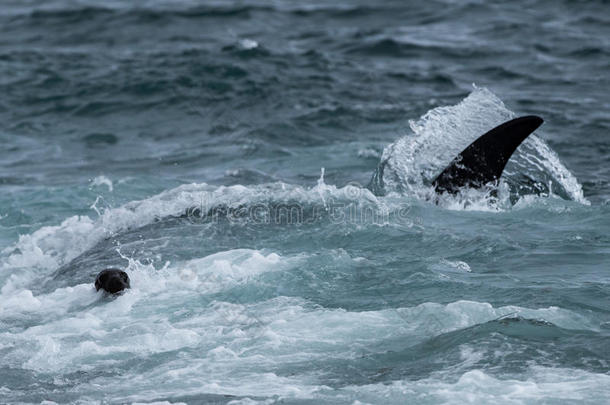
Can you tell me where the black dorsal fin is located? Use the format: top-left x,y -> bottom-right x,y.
433,115 -> 543,194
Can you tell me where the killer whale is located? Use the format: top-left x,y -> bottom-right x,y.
432,115 -> 543,194
369,115 -> 543,195
95,269 -> 130,294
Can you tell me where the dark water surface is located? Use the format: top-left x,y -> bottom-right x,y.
1,1 -> 609,404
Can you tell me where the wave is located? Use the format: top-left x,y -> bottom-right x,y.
328,366 -> 610,405
0,178 -> 388,289
9,5 -> 270,23
1,258 -> 601,401
1,256 -> 597,368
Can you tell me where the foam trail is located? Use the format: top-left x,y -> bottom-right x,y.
0,181 -> 382,293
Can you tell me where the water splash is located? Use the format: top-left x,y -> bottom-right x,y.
371,86 -> 589,207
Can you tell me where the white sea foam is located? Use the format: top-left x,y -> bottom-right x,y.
328,366 -> 610,404
1,261 -> 597,374
238,38 -> 259,50
0,235 -> 604,402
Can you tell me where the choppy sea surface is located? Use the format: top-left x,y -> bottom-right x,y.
1,1 -> 609,404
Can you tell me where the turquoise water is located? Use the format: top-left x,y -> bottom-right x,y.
1,1 -> 609,404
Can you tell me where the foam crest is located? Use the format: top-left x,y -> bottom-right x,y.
0,283 -> 96,318
258,300 -> 596,354
329,367 -> 610,404
168,249 -> 286,294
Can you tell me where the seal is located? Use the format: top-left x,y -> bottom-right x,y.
95,269 -> 130,294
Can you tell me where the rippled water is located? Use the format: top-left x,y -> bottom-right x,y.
1,1 -> 609,404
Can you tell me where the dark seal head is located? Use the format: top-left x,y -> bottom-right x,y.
95,269 -> 130,294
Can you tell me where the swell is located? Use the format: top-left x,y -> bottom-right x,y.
8,5 -> 272,24
308,316 -> 607,386
344,37 -> 495,59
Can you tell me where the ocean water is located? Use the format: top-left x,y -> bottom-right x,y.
1,0 -> 609,404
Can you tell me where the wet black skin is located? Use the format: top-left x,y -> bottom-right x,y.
95,269 -> 130,294
433,116 -> 544,194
